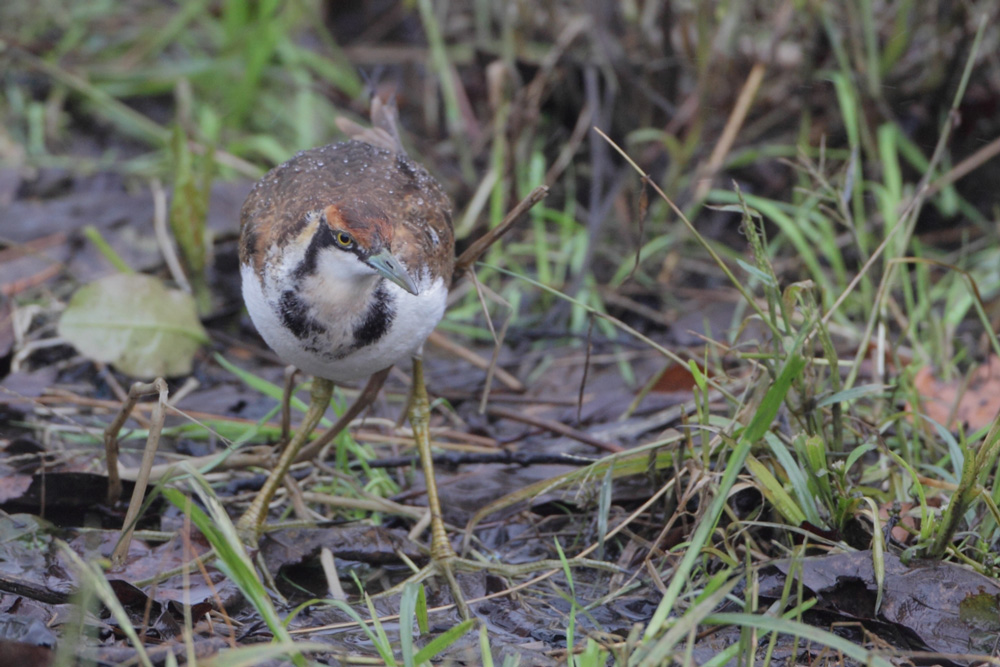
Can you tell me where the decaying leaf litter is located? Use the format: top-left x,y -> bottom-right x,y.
2,2 -> 1000,665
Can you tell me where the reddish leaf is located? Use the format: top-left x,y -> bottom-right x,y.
911,356 -> 1000,431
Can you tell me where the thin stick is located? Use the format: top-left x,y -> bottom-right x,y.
485,406 -> 623,454
692,62 -> 766,202
112,378 -> 169,567
104,380 -> 165,505
451,185 -> 548,282
151,178 -> 191,293
924,133 -> 1000,199
577,317 -> 594,425
479,314 -> 512,414
426,330 -> 524,392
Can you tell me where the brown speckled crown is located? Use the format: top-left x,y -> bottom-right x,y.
239,140 -> 454,286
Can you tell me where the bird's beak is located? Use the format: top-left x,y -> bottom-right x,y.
366,249 -> 419,295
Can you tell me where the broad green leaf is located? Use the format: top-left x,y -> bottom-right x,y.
58,273 -> 209,378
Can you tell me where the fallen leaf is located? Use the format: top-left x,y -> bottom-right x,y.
650,362 -> 707,394
761,550 -> 1000,658
58,273 -> 208,378
911,356 -> 1000,432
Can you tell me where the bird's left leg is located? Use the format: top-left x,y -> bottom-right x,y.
409,355 -> 455,561
385,356 -> 632,619
408,354 -> 476,617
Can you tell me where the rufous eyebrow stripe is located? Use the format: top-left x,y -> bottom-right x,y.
323,202 -> 394,250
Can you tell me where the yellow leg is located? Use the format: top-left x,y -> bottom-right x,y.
237,378 -> 333,543
408,355 -> 470,618
376,359 -> 628,619
238,365 -> 617,622
409,355 -> 456,561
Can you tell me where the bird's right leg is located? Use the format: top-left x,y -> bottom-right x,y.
236,368 -> 391,543
237,377 -> 333,543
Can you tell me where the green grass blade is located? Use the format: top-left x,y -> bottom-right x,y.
161,484 -> 305,666
747,452 -> 807,526
643,347 -> 808,640
412,619 -> 475,665
703,613 -> 894,667
399,582 -> 418,667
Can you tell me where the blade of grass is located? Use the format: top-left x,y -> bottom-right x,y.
204,643 -> 331,667
747,449 -> 809,526
763,432 -> 824,527
412,619 -> 475,665
703,613 -> 894,667
400,582 -> 418,667
635,575 -> 739,665
162,483 -> 306,667
82,225 -> 134,273
642,343 -> 808,640
58,544 -> 154,667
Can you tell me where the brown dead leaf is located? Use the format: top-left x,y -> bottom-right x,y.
910,356 -> 1000,431
650,362 -> 711,394
650,363 -> 697,393
760,550 -> 1000,656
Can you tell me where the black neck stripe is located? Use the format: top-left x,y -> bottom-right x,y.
353,282 -> 394,347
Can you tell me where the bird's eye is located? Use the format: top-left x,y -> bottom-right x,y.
335,232 -> 354,248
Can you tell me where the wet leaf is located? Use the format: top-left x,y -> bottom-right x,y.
649,362 -> 702,393
62,526 -> 240,613
0,614 -> 56,667
0,472 -> 139,515
0,514 -> 53,581
761,550 -> 1000,657
261,525 -> 423,569
0,614 -> 56,648
958,591 -> 1000,633
58,273 -> 209,378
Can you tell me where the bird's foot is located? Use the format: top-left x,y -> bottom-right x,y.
377,550 -> 473,619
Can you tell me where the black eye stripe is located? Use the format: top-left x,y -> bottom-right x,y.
293,224 -> 365,281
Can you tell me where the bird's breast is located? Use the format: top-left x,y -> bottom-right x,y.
241,257 -> 448,383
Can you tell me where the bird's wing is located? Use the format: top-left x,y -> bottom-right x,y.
335,96 -> 406,156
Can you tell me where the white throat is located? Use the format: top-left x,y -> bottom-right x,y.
241,243 -> 448,384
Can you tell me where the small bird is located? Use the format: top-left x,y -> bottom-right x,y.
235,100 -> 458,567
238,112 -> 453,384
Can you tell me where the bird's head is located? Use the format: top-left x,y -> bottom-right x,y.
319,202 -> 418,295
